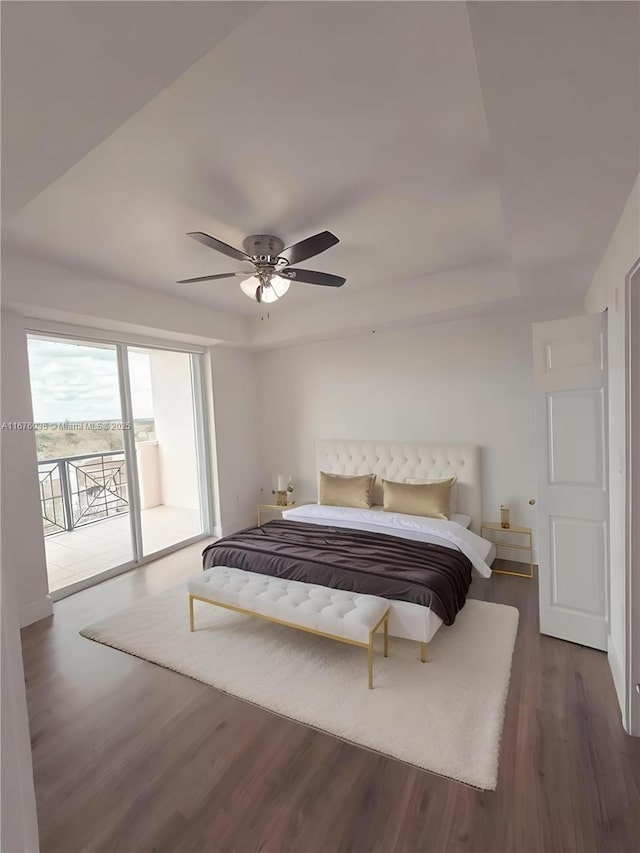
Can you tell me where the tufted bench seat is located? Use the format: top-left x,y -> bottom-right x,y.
188,566 -> 390,688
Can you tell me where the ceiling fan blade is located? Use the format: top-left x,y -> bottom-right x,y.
285,268 -> 346,287
279,231 -> 339,266
187,231 -> 250,262
176,272 -> 248,284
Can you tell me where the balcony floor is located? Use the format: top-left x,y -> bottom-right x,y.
45,505 -> 203,592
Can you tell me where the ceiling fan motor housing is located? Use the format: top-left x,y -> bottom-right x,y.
242,234 -> 285,262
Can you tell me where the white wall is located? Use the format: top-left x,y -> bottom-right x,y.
585,174 -> 640,733
208,346 -> 262,535
585,175 -> 639,314
136,442 -> 161,509
628,268 -> 640,738
1,311 -> 52,626
1,555 -> 40,852
256,307 -> 579,561
149,350 -> 199,511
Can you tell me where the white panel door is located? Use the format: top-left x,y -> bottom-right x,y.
533,314 -> 608,650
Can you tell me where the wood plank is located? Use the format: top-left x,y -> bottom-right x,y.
21,549 -> 640,852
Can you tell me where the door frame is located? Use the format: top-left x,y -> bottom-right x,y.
625,262 -> 640,736
117,343 -> 144,564
24,319 -> 215,601
191,352 -> 215,538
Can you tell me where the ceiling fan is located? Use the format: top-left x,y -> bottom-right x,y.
177,230 -> 345,303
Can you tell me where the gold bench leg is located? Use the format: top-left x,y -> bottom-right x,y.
189,594 -> 195,632
369,613 -> 390,687
420,642 -> 427,663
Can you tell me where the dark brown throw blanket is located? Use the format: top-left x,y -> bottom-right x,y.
202,520 -> 472,625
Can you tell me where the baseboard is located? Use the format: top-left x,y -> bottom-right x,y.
19,596 -> 53,628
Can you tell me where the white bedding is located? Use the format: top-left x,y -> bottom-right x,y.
282,504 -> 493,578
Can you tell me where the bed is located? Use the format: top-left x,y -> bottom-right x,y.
203,440 -> 495,649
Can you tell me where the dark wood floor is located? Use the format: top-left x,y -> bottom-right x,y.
21,545 -> 640,853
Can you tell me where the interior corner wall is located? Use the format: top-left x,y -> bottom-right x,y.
1,311 -> 52,626
256,306 -> 581,564
208,346 -> 262,536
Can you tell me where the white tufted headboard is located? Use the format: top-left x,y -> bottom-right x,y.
315,440 -> 482,534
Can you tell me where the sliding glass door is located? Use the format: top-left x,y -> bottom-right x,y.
28,337 -> 134,593
27,332 -> 211,597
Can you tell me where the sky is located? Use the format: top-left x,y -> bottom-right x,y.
27,338 -> 154,422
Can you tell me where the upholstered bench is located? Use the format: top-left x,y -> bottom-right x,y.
188,566 -> 390,688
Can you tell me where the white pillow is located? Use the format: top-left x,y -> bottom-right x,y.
405,477 -> 457,513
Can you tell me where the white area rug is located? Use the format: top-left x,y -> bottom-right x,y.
81,588 -> 519,789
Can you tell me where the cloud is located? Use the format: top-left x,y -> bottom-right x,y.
27,338 -> 153,422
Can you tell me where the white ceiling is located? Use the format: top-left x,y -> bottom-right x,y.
1,1 -> 261,217
467,1 -> 640,303
2,1 -> 638,344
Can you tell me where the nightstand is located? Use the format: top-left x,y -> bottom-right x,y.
481,522 -> 534,578
257,501 -> 298,526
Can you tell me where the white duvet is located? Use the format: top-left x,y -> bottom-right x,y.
282,504 -> 493,578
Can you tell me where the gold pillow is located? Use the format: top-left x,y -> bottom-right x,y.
319,471 -> 375,509
382,478 -> 455,520
405,477 -> 458,513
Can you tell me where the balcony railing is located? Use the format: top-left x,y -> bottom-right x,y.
38,451 -> 129,537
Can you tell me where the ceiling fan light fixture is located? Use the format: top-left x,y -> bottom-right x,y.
239,274 -> 290,303
179,230 -> 344,295
267,274 -> 291,299
240,275 -> 260,300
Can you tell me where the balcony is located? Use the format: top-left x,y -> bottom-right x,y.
39,450 -> 129,536
39,449 -> 202,592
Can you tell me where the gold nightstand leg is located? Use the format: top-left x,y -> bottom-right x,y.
420,642 -> 427,663
189,594 -> 195,632
529,533 -> 534,578
368,633 -> 374,689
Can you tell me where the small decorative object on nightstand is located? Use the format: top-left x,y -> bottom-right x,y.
272,474 -> 294,506
481,521 -> 534,578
